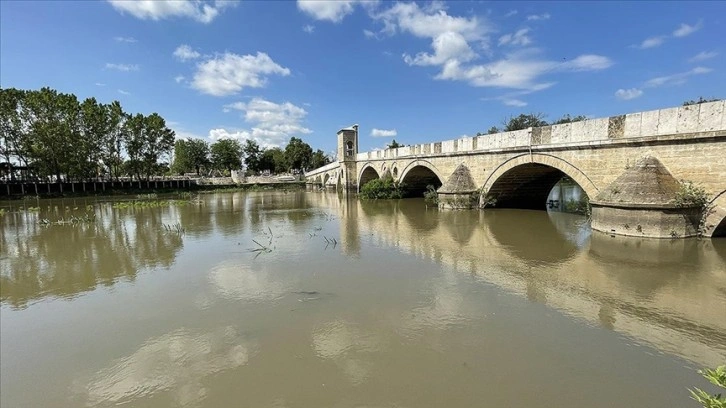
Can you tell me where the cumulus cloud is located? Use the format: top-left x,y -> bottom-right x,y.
105,63 -> 139,72
370,3 -> 610,93
673,21 -> 702,37
297,0 -> 366,23
498,28 -> 532,46
113,36 -> 137,43
173,44 -> 201,61
303,24 -> 315,33
370,128 -> 397,137
174,75 -> 185,83
215,98 -> 311,147
688,51 -> 718,63
614,88 -> 643,100
107,0 -> 238,23
504,10 -> 518,17
191,52 -> 290,96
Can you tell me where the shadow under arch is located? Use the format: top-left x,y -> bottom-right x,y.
358,163 -> 380,189
704,189 -> 726,238
398,160 -> 444,197
481,153 -> 598,210
485,209 -> 580,266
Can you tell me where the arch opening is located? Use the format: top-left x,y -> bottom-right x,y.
400,165 -> 443,197
323,173 -> 330,186
359,166 -> 380,188
712,216 -> 726,237
486,163 -> 589,213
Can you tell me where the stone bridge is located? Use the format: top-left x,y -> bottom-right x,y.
305,101 -> 726,238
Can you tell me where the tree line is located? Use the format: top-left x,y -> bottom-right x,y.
1,86 -> 332,182
1,86 -> 175,182
171,136 -> 331,176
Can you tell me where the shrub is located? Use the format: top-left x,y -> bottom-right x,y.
359,176 -> 404,199
674,180 -> 709,209
689,365 -> 726,408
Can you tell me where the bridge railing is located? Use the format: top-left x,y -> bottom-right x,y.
304,161 -> 340,178
354,100 -> 724,161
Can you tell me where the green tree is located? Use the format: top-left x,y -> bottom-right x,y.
123,113 -> 175,180
683,97 -> 721,106
171,138 -> 209,175
21,87 -> 81,182
503,113 -> 548,131
102,101 -> 126,180
78,97 -> 110,179
387,139 -> 402,149
553,114 -> 587,124
487,126 -> 499,134
0,88 -> 26,180
284,137 -> 313,172
210,139 -> 242,174
242,139 -> 262,174
309,149 -> 330,169
260,147 -> 286,174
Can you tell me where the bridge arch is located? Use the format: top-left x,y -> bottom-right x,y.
358,163 -> 380,188
399,160 -> 444,196
481,153 -> 598,210
703,190 -> 726,237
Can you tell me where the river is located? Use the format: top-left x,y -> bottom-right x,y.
1,191 -> 725,407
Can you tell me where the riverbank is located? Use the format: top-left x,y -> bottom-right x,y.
0,181 -> 306,200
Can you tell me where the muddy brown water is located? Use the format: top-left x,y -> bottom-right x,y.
1,191 -> 725,408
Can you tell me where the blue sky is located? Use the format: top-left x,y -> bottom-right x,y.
1,1 -> 724,156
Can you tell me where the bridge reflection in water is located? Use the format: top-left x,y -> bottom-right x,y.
315,192 -> 726,367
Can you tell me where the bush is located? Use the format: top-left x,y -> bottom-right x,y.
359,176 -> 404,199
689,365 -> 726,408
423,185 -> 439,206
674,180 -> 709,209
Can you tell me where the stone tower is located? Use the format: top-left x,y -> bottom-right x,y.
337,124 -> 358,191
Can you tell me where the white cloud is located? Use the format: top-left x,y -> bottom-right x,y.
644,66 -> 712,88
114,36 -> 137,43
614,88 -> 643,100
370,128 -> 397,137
404,31 -> 477,66
191,52 -> 290,97
673,21 -> 702,37
217,98 -> 312,147
107,0 -> 238,23
174,75 -> 185,83
105,63 -> 139,72
503,99 -> 527,107
173,44 -> 201,61
118,89 -> 131,95
615,66 -> 713,101
297,0 -> 367,23
374,2 -> 486,42
526,13 -> 550,21
636,36 -> 666,49
688,51 -> 717,63
498,28 -> 532,46
435,50 -> 611,90
635,21 -> 704,50
95,82 -> 106,87
504,10 -> 518,17
303,24 -> 315,33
